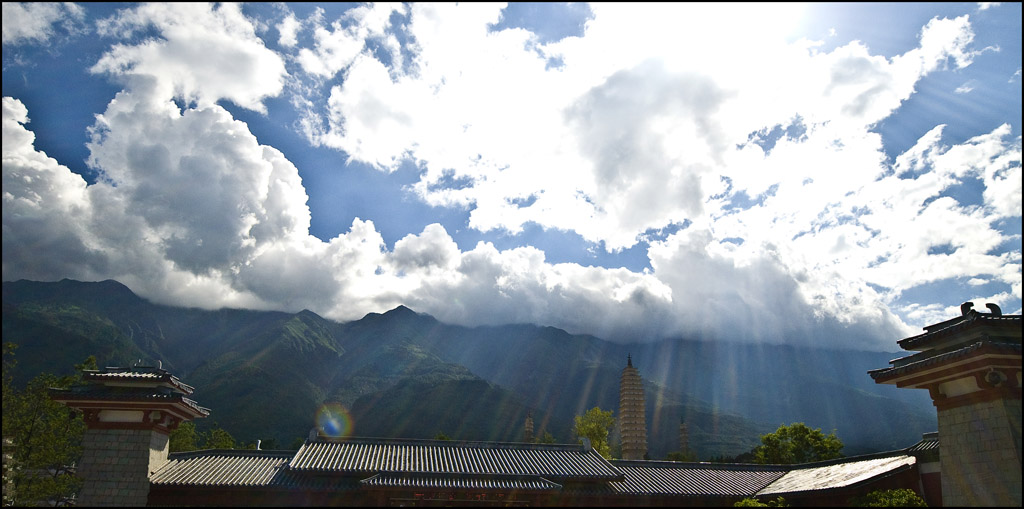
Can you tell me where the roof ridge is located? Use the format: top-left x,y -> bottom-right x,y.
311,435 -> 586,449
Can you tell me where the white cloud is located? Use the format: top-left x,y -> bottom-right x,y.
1,2 -> 83,45
2,5 -> 1020,352
296,2 -> 405,78
2,97 -> 104,280
93,3 -> 287,113
955,80 -> 976,94
277,12 -> 301,48
304,7 -> 983,257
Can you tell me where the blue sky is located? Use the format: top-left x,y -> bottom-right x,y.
2,2 -> 1020,350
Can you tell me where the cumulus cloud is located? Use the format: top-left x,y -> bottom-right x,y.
2,4 -> 1020,351
93,3 -> 287,113
2,97 -> 105,279
296,3 -> 405,78
1,2 -> 84,45
277,12 -> 301,48
305,6 -> 985,254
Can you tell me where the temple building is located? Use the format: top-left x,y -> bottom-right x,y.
47,362 -> 943,506
869,301 -> 1021,506
49,364 -> 210,506
619,355 -> 647,460
49,309 -> 1024,506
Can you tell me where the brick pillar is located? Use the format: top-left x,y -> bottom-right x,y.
938,397 -> 1022,506
76,429 -> 169,506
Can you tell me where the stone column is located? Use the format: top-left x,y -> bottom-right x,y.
76,428 -> 169,506
937,395 -> 1022,506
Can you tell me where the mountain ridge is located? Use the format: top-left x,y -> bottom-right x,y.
2,279 -> 935,458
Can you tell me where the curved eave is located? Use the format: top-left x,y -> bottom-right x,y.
869,341 -> 1021,386
49,390 -> 211,419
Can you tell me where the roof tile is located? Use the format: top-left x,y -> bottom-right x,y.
757,455 -> 915,495
289,437 -> 622,481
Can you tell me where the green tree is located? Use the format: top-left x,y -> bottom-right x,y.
734,498 -> 768,507
753,422 -> 843,464
169,422 -> 238,451
573,407 -> 615,459
734,496 -> 788,507
169,421 -> 201,452
849,488 -> 927,507
2,343 -> 89,506
203,424 -> 236,449
433,431 -> 451,441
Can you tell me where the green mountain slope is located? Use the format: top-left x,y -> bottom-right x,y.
2,279 -> 936,458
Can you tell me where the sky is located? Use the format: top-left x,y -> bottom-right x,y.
2,2 -> 1021,351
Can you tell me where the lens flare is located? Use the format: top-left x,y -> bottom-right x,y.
315,403 -> 353,438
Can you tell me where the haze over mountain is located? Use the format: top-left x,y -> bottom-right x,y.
3,279 -> 936,459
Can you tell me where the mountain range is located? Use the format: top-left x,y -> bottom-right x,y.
2,279 -> 936,459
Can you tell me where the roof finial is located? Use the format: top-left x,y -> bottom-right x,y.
627,354 -> 632,367
961,302 -> 974,316
986,303 -> 1002,316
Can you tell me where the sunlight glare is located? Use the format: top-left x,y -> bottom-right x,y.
316,402 -> 354,438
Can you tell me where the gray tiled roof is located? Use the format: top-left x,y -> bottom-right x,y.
360,473 -> 562,491
869,340 -> 1021,382
898,312 -> 1021,350
608,461 -> 785,497
151,450 -> 292,487
85,366 -> 197,394
151,450 -> 362,491
289,437 -> 623,481
148,438 -> 936,495
906,434 -> 939,453
756,455 -> 915,496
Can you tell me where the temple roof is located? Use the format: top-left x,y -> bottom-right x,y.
151,450 -> 359,491
360,473 -> 562,492
51,365 -> 210,419
756,455 -> 915,496
50,389 -> 210,416
148,436 -> 936,500
151,450 -> 293,488
607,461 -> 785,497
83,365 -> 196,395
905,432 -> 939,454
868,340 -> 1021,384
897,310 -> 1021,352
288,436 -> 623,482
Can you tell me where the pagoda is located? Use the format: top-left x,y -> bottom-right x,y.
619,355 -> 647,460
